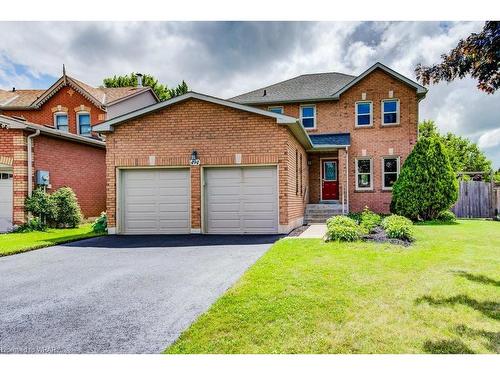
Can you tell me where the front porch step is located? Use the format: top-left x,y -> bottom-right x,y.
304,204 -> 344,224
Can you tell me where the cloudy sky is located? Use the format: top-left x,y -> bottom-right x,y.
0,21 -> 498,167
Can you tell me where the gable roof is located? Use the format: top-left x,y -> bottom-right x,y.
0,74 -> 158,110
0,115 -> 105,148
230,72 -> 356,105
230,62 -> 427,105
93,91 -> 313,150
331,62 -> 427,99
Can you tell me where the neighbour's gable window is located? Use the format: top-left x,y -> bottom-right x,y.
355,102 -> 372,126
77,113 -> 91,136
54,113 -> 68,132
356,158 -> 373,190
382,157 -> 400,189
268,106 -> 284,114
382,99 -> 399,125
300,105 -> 316,129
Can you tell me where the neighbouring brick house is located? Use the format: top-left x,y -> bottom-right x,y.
0,70 -> 158,231
93,62 -> 427,235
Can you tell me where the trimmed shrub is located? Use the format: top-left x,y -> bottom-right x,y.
326,215 -> 361,242
14,217 -> 47,232
437,210 -> 457,223
391,137 -> 459,221
360,207 -> 382,233
25,188 -> 56,224
346,211 -> 362,224
51,187 -> 82,228
382,215 -> 414,241
92,212 -> 108,233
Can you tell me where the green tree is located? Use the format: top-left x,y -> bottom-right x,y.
418,120 -> 492,176
391,137 -> 459,221
102,73 -> 188,101
416,21 -> 499,94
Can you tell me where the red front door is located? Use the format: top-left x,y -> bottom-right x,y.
322,160 -> 339,200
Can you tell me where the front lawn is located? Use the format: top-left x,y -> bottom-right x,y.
166,220 -> 499,354
0,224 -> 104,257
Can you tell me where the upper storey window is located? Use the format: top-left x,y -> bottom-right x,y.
382,99 -> 400,125
355,101 -> 372,126
77,113 -> 91,136
268,106 -> 284,114
300,105 -> 316,129
54,113 -> 68,132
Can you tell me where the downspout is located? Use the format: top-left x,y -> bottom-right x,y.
27,129 -> 40,197
345,145 -> 350,214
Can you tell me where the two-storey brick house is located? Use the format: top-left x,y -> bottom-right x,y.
231,62 -> 427,220
0,70 -> 158,231
93,62 -> 426,235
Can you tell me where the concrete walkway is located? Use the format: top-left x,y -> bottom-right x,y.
298,224 -> 327,238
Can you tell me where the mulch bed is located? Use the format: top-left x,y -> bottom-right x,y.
362,226 -> 412,247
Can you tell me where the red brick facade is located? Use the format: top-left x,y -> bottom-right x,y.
33,135 -> 106,217
258,68 -> 420,213
0,127 -> 105,225
104,98 -> 308,233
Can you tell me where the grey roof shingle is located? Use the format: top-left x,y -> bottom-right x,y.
310,133 -> 350,147
229,72 -> 356,104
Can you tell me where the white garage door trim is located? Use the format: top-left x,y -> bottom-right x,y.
203,165 -> 279,234
0,168 -> 13,233
118,167 -> 191,235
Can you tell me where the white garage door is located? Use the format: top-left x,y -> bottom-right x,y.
205,166 -> 278,234
0,171 -> 13,233
121,169 -> 190,234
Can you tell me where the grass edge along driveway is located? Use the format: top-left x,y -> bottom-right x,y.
0,224 -> 104,257
166,220 -> 500,354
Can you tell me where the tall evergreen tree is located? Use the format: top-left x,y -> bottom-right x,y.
391,137 -> 459,221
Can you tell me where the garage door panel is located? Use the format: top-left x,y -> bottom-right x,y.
242,202 -> 276,212
208,202 -> 240,212
122,169 -> 190,234
0,172 -> 13,233
205,167 -> 278,234
158,203 -> 189,212
126,203 -> 158,213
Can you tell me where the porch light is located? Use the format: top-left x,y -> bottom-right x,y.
191,150 -> 198,163
307,159 -> 312,166
190,150 -> 200,166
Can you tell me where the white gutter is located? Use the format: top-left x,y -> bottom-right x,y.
27,129 -> 40,197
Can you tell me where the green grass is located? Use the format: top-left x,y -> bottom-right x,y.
0,224 -> 104,257
166,220 -> 500,354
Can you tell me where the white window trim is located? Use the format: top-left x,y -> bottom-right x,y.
355,101 -> 373,127
53,112 -> 69,131
268,106 -> 284,114
381,99 -> 400,126
355,157 -> 373,191
381,156 -> 400,190
299,104 -> 316,129
76,111 -> 91,136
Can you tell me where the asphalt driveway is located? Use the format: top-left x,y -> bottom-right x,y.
0,234 -> 279,353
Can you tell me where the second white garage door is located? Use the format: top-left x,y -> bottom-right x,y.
121,169 -> 190,234
205,166 -> 278,234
